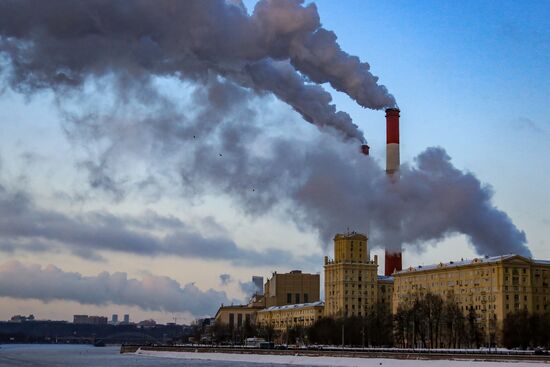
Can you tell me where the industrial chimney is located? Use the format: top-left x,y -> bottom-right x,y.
385,251 -> 402,276
386,108 -> 400,175
385,107 -> 402,276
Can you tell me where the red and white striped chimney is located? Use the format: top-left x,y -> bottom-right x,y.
386,108 -> 400,174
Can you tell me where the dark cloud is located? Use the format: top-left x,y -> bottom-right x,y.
219,274 -> 232,286
0,184 -> 320,267
0,260 -> 231,317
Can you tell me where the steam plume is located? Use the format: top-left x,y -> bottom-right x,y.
0,0 -> 530,258
0,0 -> 395,142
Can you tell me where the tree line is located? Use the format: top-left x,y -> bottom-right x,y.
194,293 -> 550,349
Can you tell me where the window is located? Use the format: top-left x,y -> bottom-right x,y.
229,313 -> 235,327
304,293 -> 309,303
237,313 -> 243,327
287,293 -> 292,304
295,293 -> 300,304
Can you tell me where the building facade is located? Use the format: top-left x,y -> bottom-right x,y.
324,232 -> 381,318
264,270 -> 320,307
214,305 -> 264,329
256,301 -> 324,332
393,255 -> 550,339
377,275 -> 394,308
73,315 -> 108,325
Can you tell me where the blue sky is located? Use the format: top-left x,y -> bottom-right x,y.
0,0 -> 549,322
309,0 -> 550,259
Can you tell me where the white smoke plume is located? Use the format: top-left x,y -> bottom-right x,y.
0,0 -> 531,259
0,0 -> 395,142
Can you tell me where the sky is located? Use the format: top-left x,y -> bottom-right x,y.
0,0 -> 548,324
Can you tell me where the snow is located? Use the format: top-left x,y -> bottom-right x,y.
135,349 -> 545,366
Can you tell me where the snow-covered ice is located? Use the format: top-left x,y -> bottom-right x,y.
135,349 -> 546,366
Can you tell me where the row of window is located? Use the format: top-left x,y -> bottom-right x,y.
227,313 -> 251,327
286,293 -> 309,304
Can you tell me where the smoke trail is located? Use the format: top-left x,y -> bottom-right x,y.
0,0 -> 394,142
0,0 -> 530,257
54,83 -> 530,257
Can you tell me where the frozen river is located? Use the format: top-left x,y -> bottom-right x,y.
0,344 -> 545,367
0,344 -> 297,367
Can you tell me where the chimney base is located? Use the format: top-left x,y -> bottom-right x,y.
385,250 -> 402,276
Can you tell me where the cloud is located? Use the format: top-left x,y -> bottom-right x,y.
0,260 -> 230,317
0,184 -> 319,267
0,1 -> 531,261
510,117 -> 548,135
219,274 -> 232,286
239,280 -> 259,298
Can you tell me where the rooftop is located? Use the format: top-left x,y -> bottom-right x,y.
377,275 -> 394,282
259,301 -> 324,313
333,232 -> 367,240
395,254 -> 550,275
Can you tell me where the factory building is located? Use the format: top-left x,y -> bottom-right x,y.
392,255 -> 550,339
264,270 -> 320,307
256,301 -> 324,332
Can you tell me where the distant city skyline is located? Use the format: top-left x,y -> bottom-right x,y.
0,0 -> 548,324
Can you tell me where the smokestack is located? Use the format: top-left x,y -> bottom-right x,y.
385,108 -> 402,275
386,108 -> 400,174
360,144 -> 370,156
385,250 -> 402,276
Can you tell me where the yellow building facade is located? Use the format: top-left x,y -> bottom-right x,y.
256,301 -> 325,332
214,304 -> 264,328
393,255 -> 550,336
377,275 -> 394,308
324,232 -> 384,318
264,270 -> 320,308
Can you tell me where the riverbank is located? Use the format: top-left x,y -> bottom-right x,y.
122,345 -> 550,364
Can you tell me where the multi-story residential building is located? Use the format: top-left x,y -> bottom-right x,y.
256,301 -> 324,332
393,254 -> 550,339
377,275 -> 394,308
264,270 -> 320,307
324,232 -> 381,317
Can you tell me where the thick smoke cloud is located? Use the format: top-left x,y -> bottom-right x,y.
0,184 -> 319,267
0,0 -> 395,142
0,260 -> 231,316
0,0 -> 531,259
63,89 -> 530,257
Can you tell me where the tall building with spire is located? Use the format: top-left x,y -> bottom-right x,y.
324,232 -> 380,317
